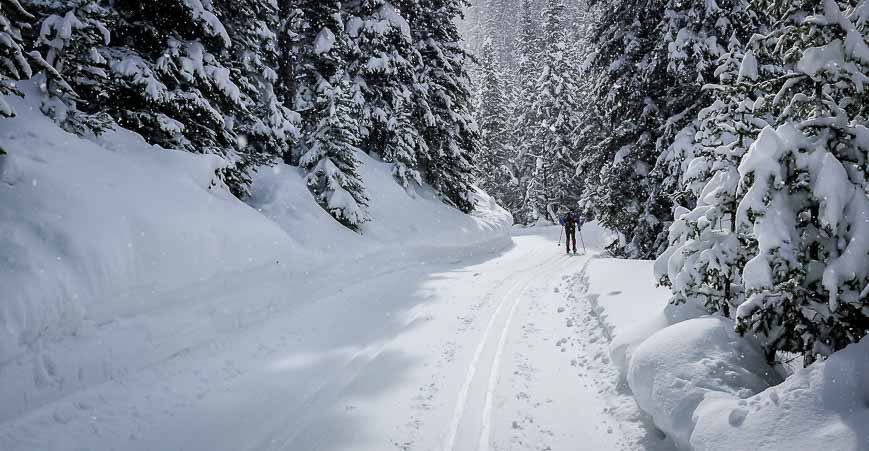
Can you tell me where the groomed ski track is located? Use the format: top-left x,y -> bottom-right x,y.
0,229 -> 666,451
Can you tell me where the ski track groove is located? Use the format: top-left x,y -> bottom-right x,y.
477,254 -> 578,451
442,253 -> 547,451
444,252 -> 576,451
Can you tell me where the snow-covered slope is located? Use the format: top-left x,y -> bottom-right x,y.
0,88 -> 511,424
249,155 -> 510,256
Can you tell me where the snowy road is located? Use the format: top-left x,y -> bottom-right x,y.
0,230 -> 661,451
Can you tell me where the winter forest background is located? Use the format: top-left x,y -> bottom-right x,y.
462,0 -> 869,366
2,0 -> 867,373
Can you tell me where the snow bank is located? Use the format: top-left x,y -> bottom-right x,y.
627,317 -> 779,449
0,94 -> 299,366
691,337 -> 869,451
0,87 -> 511,423
584,258 -> 672,342
610,301 -> 708,376
249,156 -> 512,255
0,92 -> 304,421
577,257 -> 705,376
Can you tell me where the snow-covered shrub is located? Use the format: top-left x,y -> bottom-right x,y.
627,316 -> 779,449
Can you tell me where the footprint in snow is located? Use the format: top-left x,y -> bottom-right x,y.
728,408 -> 748,426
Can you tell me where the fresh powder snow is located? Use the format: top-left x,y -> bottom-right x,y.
2,0 -> 868,450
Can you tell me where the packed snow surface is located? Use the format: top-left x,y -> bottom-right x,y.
0,90 -> 664,451
0,89 -> 509,427
2,88 -> 866,451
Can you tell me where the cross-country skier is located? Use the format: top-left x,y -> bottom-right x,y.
559,209 -> 580,255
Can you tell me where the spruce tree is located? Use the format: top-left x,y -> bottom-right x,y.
104,0 -> 241,150
475,38 -> 511,200
299,76 -> 370,228
0,0 -> 34,117
345,0 -> 422,189
583,0 -> 760,257
583,0 -> 664,254
655,41 -> 771,318
294,0 -> 370,226
510,0 -> 542,223
27,0 -> 112,134
217,0 -> 299,171
400,0 -> 478,212
734,0 -> 869,365
524,0 -> 580,222
639,0 -> 761,255
47,0 -> 255,195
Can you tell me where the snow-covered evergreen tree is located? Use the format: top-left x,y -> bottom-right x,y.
656,40 -> 772,318
582,0 -> 665,253
300,75 -> 370,228
400,0 -> 478,213
345,0 -> 422,188
523,0 -> 580,222
107,0 -> 241,150
509,0 -> 543,223
639,0 -> 762,254
734,0 -> 869,365
293,0 -> 370,226
218,0 -> 299,171
475,38 -> 511,199
582,0 -> 761,257
0,0 -> 34,117
27,0 -> 112,134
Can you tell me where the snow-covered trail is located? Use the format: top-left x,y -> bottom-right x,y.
0,229 -> 655,451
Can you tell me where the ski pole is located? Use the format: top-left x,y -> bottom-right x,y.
558,228 -> 563,247
578,228 -> 587,254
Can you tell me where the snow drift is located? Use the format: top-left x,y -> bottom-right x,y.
602,278 -> 867,451
0,87 -> 511,423
691,337 -> 869,451
626,316 -> 779,449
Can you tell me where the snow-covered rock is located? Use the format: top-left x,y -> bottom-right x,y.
691,337 -> 869,451
626,316 -> 779,450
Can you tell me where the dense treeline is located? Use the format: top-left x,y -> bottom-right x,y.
0,0 -> 479,226
472,0 -> 868,365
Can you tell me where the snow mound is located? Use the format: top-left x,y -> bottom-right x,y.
627,316 -> 779,450
610,301 -> 707,377
691,338 -> 869,451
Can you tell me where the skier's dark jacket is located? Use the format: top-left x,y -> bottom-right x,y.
559,212 -> 579,230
